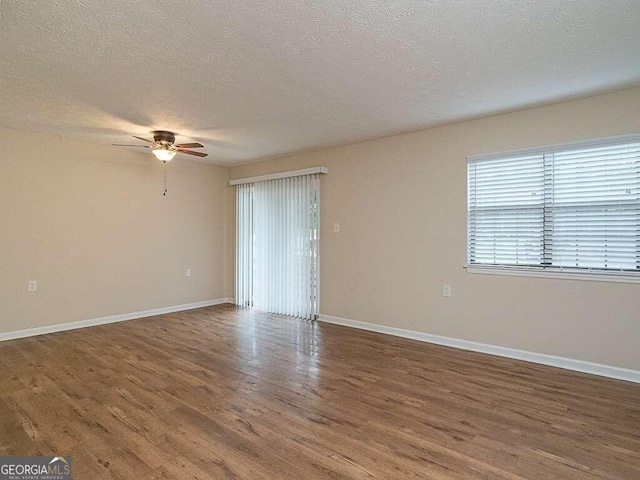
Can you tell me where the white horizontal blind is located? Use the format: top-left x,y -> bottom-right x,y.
468,137 -> 640,274
235,174 -> 320,320
468,153 -> 545,266
548,142 -> 640,270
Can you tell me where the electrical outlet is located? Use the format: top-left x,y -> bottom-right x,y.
28,280 -> 38,292
186,269 -> 192,277
334,222 -> 340,233
443,284 -> 451,297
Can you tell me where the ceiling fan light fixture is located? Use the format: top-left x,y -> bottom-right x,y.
152,147 -> 176,162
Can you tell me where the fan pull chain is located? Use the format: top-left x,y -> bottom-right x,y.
163,161 -> 168,196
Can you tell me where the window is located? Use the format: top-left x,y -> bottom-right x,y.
467,135 -> 640,280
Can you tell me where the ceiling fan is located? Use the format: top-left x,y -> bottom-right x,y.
112,130 -> 208,161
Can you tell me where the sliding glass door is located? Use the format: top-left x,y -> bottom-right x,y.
235,173 -> 320,320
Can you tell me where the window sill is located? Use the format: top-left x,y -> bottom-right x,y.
464,265 -> 640,284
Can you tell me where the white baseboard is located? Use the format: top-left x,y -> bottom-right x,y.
318,314 -> 640,384
0,298 -> 233,342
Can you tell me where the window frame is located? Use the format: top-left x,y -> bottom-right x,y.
465,133 -> 640,284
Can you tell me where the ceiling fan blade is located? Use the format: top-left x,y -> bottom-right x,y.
132,135 -> 154,143
175,143 -> 204,148
177,149 -> 208,157
112,144 -> 150,147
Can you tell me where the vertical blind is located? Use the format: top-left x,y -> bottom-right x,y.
468,136 -> 640,274
236,173 -> 320,319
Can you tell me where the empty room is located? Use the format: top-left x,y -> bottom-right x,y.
1,1 -> 639,479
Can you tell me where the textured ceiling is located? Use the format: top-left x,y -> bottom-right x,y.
1,1 -> 640,165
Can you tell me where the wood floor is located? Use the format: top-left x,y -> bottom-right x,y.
0,305 -> 639,479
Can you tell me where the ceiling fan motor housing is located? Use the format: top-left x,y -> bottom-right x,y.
153,130 -> 176,145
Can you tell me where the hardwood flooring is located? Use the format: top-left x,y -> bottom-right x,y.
0,304 -> 639,479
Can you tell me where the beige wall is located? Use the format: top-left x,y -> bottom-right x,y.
229,87 -> 640,370
0,127 -> 229,333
